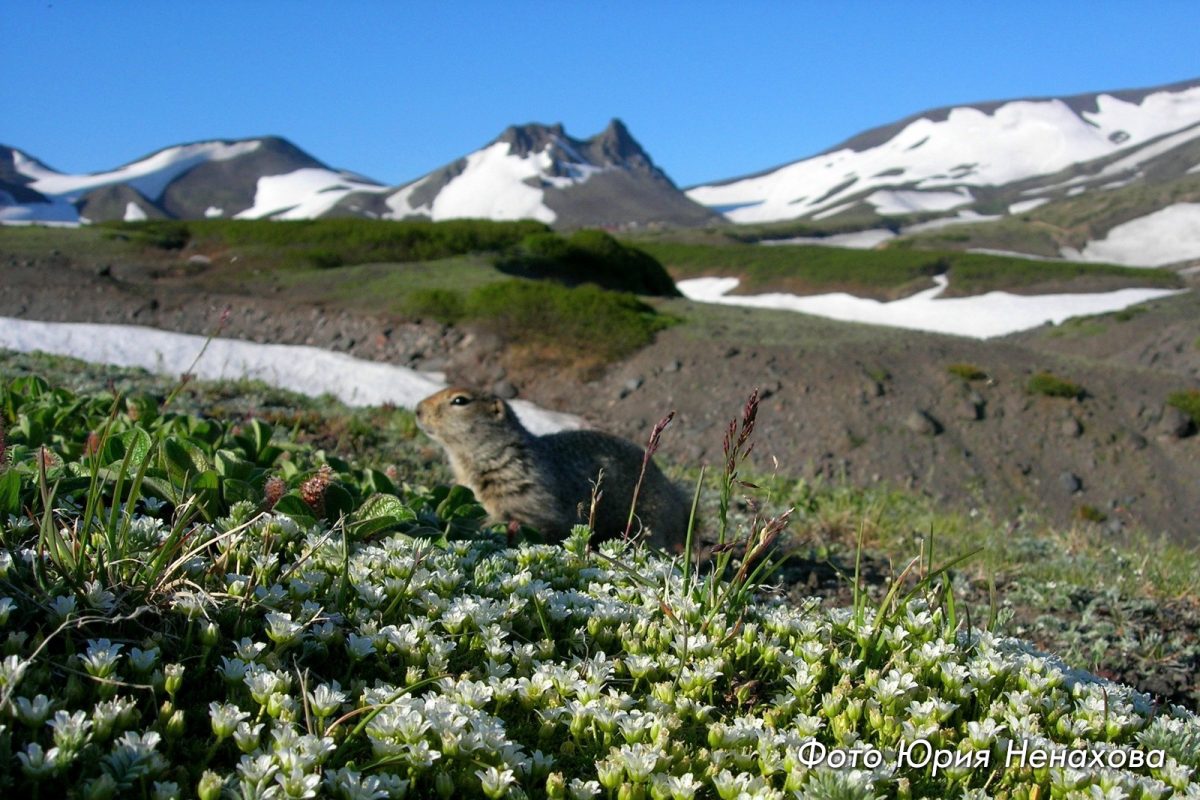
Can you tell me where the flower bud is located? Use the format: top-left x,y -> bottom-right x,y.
164,663 -> 184,697
545,772 -> 566,800
84,774 -> 119,800
200,622 -> 221,648
197,771 -> 224,800
165,709 -> 186,740
435,771 -> 456,800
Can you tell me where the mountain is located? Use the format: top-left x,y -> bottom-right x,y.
0,120 -> 715,229
0,137 -> 387,224
333,119 -> 716,228
686,79 -> 1200,266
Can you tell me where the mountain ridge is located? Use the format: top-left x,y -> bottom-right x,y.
0,118 -> 715,229
4,77 -> 1200,259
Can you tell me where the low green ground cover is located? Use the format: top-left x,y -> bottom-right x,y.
0,361 -> 1197,798
635,240 -> 1180,299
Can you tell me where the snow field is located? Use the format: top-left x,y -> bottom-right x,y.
0,318 -> 580,435
677,275 -> 1185,339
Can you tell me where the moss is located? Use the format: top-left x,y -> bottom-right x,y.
1027,372 -> 1084,400
1167,388 -> 1200,425
947,363 -> 988,381
1076,504 -> 1108,524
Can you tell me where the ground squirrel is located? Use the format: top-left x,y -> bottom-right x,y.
416,387 -> 689,549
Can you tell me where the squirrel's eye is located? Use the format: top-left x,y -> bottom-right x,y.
450,395 -> 472,406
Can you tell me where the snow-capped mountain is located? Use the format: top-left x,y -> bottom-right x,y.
0,137 -> 389,224
1,120 -> 714,229
5,80 -> 1200,256
687,80 -> 1200,226
677,80 -> 1200,267
333,119 -> 716,228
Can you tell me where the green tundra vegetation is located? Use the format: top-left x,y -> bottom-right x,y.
633,239 -> 1181,299
0,355 -> 1197,798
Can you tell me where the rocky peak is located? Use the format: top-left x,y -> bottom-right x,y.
496,123 -> 569,159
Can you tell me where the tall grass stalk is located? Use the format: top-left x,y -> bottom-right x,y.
625,411 -> 675,540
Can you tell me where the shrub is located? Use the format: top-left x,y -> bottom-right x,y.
1076,504 -> 1108,523
100,220 -> 191,250
947,363 -> 988,381
102,218 -> 551,263
465,280 -> 676,363
499,229 -> 678,296
1167,388 -> 1200,425
299,248 -> 345,270
1027,371 -> 1084,399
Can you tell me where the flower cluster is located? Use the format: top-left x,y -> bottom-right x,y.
1,500 -> 1197,798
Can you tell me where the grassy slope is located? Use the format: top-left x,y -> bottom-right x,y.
631,239 -> 1181,300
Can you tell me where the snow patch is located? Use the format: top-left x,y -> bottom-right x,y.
385,177 -> 433,219
123,202 -> 148,222
677,275 -> 1184,339
867,188 -> 973,215
1063,203 -> 1200,267
205,206 -> 224,218
16,141 -> 263,203
761,229 -> 896,249
0,318 -> 579,435
429,142 -> 558,223
1009,198 -> 1049,215
903,209 -> 1000,232
236,168 -> 387,220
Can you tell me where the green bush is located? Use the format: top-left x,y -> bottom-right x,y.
947,363 -> 988,381
1027,371 -> 1084,399
465,280 -> 676,362
100,220 -> 191,250
1167,388 -> 1200,425
300,248 -> 345,270
499,229 -> 678,296
101,218 -> 551,264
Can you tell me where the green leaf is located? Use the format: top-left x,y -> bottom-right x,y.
348,492 -> 417,539
125,395 -> 159,426
116,427 -> 153,469
162,437 -> 210,487
272,493 -> 317,526
362,468 -> 398,496
221,477 -> 257,506
214,449 -> 254,481
0,469 -> 22,516
437,485 -> 486,520
192,469 -> 222,520
353,493 -> 416,523
324,483 -> 355,521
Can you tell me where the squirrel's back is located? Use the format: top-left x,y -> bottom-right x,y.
416,387 -> 688,548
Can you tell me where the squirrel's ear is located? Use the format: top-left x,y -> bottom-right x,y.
491,399 -> 506,420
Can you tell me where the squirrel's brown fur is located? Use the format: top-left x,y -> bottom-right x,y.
416,387 -> 688,549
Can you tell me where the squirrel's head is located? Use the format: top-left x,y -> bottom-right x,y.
416,387 -> 521,446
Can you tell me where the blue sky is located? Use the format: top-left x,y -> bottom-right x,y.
4,1 -> 1198,188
